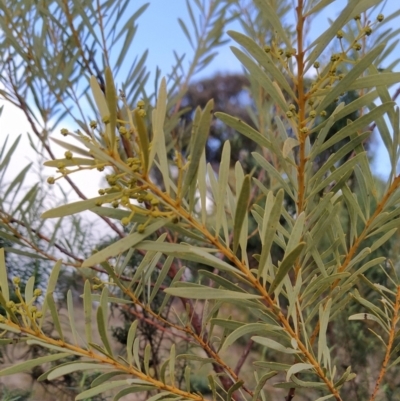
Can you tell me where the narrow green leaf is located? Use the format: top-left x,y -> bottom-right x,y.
50,137 -> 92,158
144,343 -> 151,374
227,380 -> 244,401
348,72 -> 400,91
318,103 -> 395,154
0,248 -> 9,302
46,293 -> 64,341
24,276 -> 35,304
42,194 -> 119,219
113,385 -> 155,401
149,77 -> 169,195
183,99 -> 214,195
0,323 -> 20,333
252,337 -> 299,354
39,259 -> 62,327
75,379 -> 147,400
164,285 -> 261,300
82,219 -> 168,267
136,241 -> 242,275
348,313 -> 389,332
286,363 -> 314,382
253,361 -> 291,371
369,228 -> 397,253
84,280 -> 92,346
0,353 -> 69,377
308,153 -> 365,198
231,47 -> 289,113
220,323 -> 283,353
105,67 -> 117,150
286,213 -> 305,254
48,362 -> 105,380
233,175 -> 251,253
253,153 -> 295,200
252,372 -> 277,401
227,30 -> 295,98
149,256 -> 173,304
215,112 -> 272,149
97,306 -> 113,356
259,190 -> 284,277
126,320 -> 138,366
216,141 -> 230,239
318,299 -> 332,364
67,290 -> 79,346
269,242 -> 306,294
310,132 -> 370,186
90,75 -> 110,123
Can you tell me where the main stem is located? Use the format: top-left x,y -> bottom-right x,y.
296,0 -> 307,215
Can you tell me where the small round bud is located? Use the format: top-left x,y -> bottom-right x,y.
106,174 -> 117,186
377,14 -> 384,22
277,48 -> 284,55
98,189 -> 105,195
60,128 -> 68,136
138,109 -> 146,117
119,126 -> 128,135
320,110 -> 327,117
137,100 -> 145,108
286,111 -> 293,118
64,151 -> 73,160
330,54 -> 340,62
36,311 -> 43,318
313,61 -> 320,69
47,176 -> 55,185
263,45 -> 271,53
29,306 -> 37,314
33,289 -> 42,297
354,14 -> 361,21
300,127 -> 309,134
13,277 -> 21,285
353,42 -> 362,51
121,217 -> 130,226
97,165 -> 105,172
112,201 -> 119,208
289,104 -> 296,112
6,301 -> 15,309
308,99 -> 315,106
309,110 -> 316,118
57,161 -> 65,169
90,120 -> 97,129
336,30 -> 344,39
137,224 -> 145,233
95,200 -> 103,207
285,49 -> 295,58
365,26 -> 372,36
102,115 -> 110,124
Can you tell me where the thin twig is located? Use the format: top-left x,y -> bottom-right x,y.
369,284 -> 400,401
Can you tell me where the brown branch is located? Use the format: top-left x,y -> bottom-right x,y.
234,339 -> 253,376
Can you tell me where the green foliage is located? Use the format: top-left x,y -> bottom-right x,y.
1,1 -> 400,401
